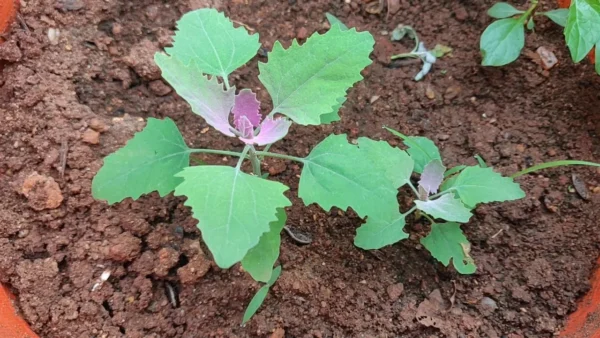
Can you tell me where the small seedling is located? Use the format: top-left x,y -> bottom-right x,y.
91,10 -> 409,322
480,0 -> 599,74
355,127 -> 600,274
390,25 -> 452,81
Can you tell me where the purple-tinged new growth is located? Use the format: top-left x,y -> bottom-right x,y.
230,89 -> 292,146
418,159 -> 445,195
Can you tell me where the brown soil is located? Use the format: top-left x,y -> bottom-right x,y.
1,0 -> 599,337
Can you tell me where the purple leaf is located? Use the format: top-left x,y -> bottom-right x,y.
233,89 -> 261,128
236,116 -> 255,139
419,159 -> 446,195
241,117 -> 292,146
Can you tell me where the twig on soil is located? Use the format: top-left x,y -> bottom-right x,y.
448,280 -> 457,310
231,20 -> 255,32
16,14 -> 30,34
59,139 -> 68,179
490,228 -> 504,239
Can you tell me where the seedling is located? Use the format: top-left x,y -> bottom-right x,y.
480,0 -> 599,74
389,25 -> 452,81
356,127 -> 600,274
91,10 -> 409,322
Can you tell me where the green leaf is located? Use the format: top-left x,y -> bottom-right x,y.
242,209 -> 287,283
319,97 -> 345,124
444,166 -> 525,207
415,194 -> 473,223
542,9 -> 569,27
565,0 -> 600,62
92,118 -> 190,204
325,13 -> 348,30
155,53 -> 236,136
241,266 -> 281,324
259,25 -> 374,125
421,222 -> 476,274
596,44 -> 600,74
359,137 -> 414,187
440,174 -> 459,192
165,8 -> 260,78
175,166 -> 292,268
526,17 -> 535,31
266,265 -> 282,286
299,135 -> 404,218
385,127 -> 441,174
480,18 -> 525,66
354,212 -> 408,249
487,2 -> 525,19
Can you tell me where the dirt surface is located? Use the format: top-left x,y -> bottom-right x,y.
1,0 -> 599,337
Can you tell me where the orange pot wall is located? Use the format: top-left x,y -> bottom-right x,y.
0,285 -> 38,338
560,256 -> 600,338
0,0 -> 19,38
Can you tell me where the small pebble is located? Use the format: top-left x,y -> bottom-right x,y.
89,118 -> 108,132
48,28 -> 60,45
537,47 -> 558,70
149,80 -> 172,96
480,297 -> 498,311
82,129 -> 100,145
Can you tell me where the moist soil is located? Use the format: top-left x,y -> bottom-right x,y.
1,0 -> 599,337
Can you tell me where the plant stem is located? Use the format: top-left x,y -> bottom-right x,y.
421,212 -> 435,224
254,151 -> 305,163
403,205 -> 418,216
520,0 -> 539,22
511,160 -> 600,178
390,52 -> 420,60
258,143 -> 273,161
189,148 -> 246,158
407,181 -> 420,198
222,73 -> 231,90
429,189 -> 452,200
248,146 -> 262,176
236,146 -> 251,170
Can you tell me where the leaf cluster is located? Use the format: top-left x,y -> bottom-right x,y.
480,0 -> 599,74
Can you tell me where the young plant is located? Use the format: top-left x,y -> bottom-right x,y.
389,25 -> 452,81
480,0 -> 599,74
355,127 -> 599,274
91,9 -> 424,322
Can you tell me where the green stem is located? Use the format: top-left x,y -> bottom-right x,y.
258,143 -> 273,161
248,146 -> 262,176
407,181 -> 420,198
511,160 -> 600,178
403,205 -> 418,216
421,212 -> 435,224
390,52 -> 420,60
189,148 -> 246,158
222,73 -> 231,90
429,189 -> 453,200
254,151 -> 305,163
236,146 -> 251,170
520,0 -> 539,23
